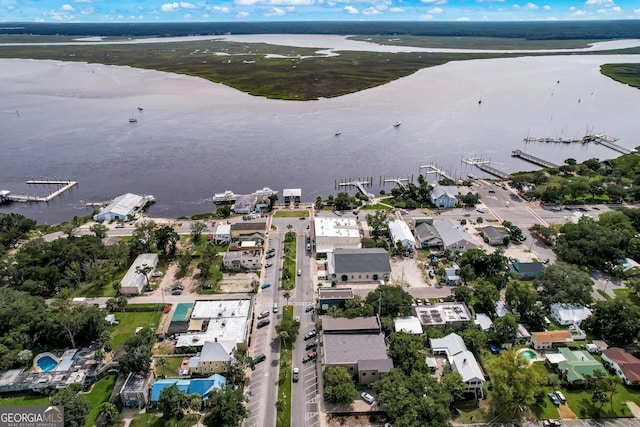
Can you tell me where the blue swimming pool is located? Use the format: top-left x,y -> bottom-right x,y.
520,349 -> 537,362
36,355 -> 58,372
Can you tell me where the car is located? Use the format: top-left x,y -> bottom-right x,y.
462,212 -> 471,217
361,392 -> 375,405
543,258 -> 550,264
171,285 -> 184,291
305,341 -> 317,351
273,303 -> 278,313
265,263 -> 273,268
295,316 -> 300,322
488,189 -> 496,193
293,367 -> 299,382
299,216 -> 306,220
428,270 -> 435,279
304,331 -> 317,340
542,419 -> 562,427
334,210 -> 342,216
164,305 -> 171,313
261,282 -> 271,289
267,248 -> 276,254
257,319 -> 270,329
352,210 -> 359,215
202,283 -> 212,290
252,353 -> 266,365
305,306 -> 314,313
303,352 -> 317,363
476,208 -> 486,213
593,206 -> 600,210
171,289 -> 182,296
266,253 -> 275,259
415,298 -> 423,306
555,390 -> 566,403
207,234 -> 213,241
547,392 -> 560,406
151,271 -> 163,277
115,223 -> 125,228
258,311 -> 269,319
297,269 -> 302,276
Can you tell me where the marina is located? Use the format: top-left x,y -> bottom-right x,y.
337,180 -> 375,200
0,180 -> 78,204
511,150 -> 559,169
462,156 -> 511,180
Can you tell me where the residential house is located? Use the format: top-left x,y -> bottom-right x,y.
283,188 -> 301,206
474,313 -> 493,333
120,372 -> 152,409
482,226 -> 510,246
222,250 -> 262,271
214,223 -> 231,245
430,333 -> 485,398
120,253 -> 159,295
389,219 -> 416,252
415,223 -> 443,249
414,302 -> 472,330
430,184 -> 459,209
318,288 -> 354,313
443,263 -> 462,286
432,219 -> 477,253
602,348 -> 640,385
550,304 -> 592,326
552,347 -> 607,385
150,375 -> 226,406
327,248 -> 391,283
531,330 -> 573,350
188,340 -> 234,375
230,222 -> 266,241
509,262 -> 544,279
515,324 -> 532,346
618,258 -> 640,277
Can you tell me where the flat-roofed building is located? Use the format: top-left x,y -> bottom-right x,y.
414,302 -> 472,330
120,372 -> 152,409
318,288 -> 354,313
314,216 -> 361,254
94,193 -> 145,222
120,253 -> 159,295
283,188 -> 301,206
322,316 -> 380,334
328,248 -> 391,283
394,316 -> 423,334
230,222 -> 266,241
214,223 -> 231,245
389,219 -> 416,252
322,332 -> 393,385
222,250 -> 262,271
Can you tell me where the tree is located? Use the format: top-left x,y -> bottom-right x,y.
485,350 -> 544,420
157,383 -> 189,419
190,221 -> 207,242
459,327 -> 487,353
323,366 -> 358,404
131,219 -> 157,253
49,386 -> 90,427
176,248 -> 192,276
217,205 -> 231,218
365,285 -> 413,317
535,262 -> 593,308
155,225 -> 179,258
472,279 -> 500,314
276,316 -> 301,342
388,332 -> 427,375
89,223 -> 108,238
157,356 -> 168,378
582,298 -> 640,346
366,210 -> 390,240
283,291 -> 291,306
98,402 -> 119,423
440,371 -> 465,401
334,192 -> 351,211
490,313 -> 518,345
453,285 -> 473,305
505,281 -> 538,315
135,263 -> 153,290
205,387 -> 249,427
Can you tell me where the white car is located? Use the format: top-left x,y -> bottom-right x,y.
361,392 -> 375,404
151,271 -> 163,277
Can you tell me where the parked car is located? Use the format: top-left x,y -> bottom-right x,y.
305,341 -> 317,351
265,263 -> 273,268
293,367 -> 299,382
548,392 -> 560,406
171,289 -> 182,296
202,283 -> 213,289
267,248 -> 276,254
164,305 -> 171,313
542,419 -> 562,427
303,352 -> 317,363
295,316 -> 300,322
361,392 -> 375,405
305,306 -> 314,313
415,298 -> 423,306
266,253 -> 275,259
488,189 -> 496,193
258,311 -> 269,319
252,354 -> 266,366
257,319 -> 270,329
555,390 -> 566,403
304,331 -> 317,340
476,208 -> 486,213
261,282 -> 271,289
273,303 -> 278,313
115,223 -> 125,228
297,269 -> 302,276
171,285 -> 184,291
151,271 -> 163,277
428,270 -> 435,279
462,212 -> 471,217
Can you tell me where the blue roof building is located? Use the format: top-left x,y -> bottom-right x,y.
150,374 -> 226,404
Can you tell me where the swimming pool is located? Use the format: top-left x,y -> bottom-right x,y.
36,355 -> 58,372
519,349 -> 538,362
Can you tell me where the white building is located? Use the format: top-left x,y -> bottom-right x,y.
550,303 -> 592,326
388,219 -> 416,252
120,253 -> 159,295
214,223 -> 231,245
393,316 -> 423,334
314,216 -> 361,254
94,193 -> 145,222
430,333 -> 485,398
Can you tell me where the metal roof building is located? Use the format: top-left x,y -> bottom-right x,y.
120,253 -> 159,295
94,193 -> 145,222
327,248 -> 391,283
389,219 -> 416,252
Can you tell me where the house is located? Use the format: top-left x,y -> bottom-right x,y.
602,348 -> 640,385
120,372 -> 152,409
231,194 -> 256,214
550,304 -> 592,326
150,375 -> 226,405
432,219 -> 477,253
188,340 -> 234,375
430,333 -> 485,398
415,223 -> 443,249
509,262 -> 544,279
474,313 -> 493,333
322,332 -> 392,385
515,324 -> 532,346
327,248 -> 391,283
618,258 -> 640,277
222,250 -> 262,271
414,302 -> 472,330
394,316 -> 423,334
322,316 -> 380,334
531,330 -> 573,350
314,216 -> 361,254
482,226 -> 510,246
214,223 -> 231,245
120,253 -> 159,295
443,264 -> 462,286
318,288 -> 354,313
283,188 -> 301,206
389,220 -> 416,252
93,193 -> 145,222
553,347 -> 607,385
430,184 -> 459,209
230,222 -> 266,241
495,300 -> 511,318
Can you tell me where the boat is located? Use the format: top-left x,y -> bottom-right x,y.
254,187 -> 278,197
213,190 -> 237,204
129,117 -> 137,123
335,131 -> 341,136
137,106 -> 144,111
394,121 -> 402,127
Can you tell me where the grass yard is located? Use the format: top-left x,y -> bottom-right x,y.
281,234 -> 297,290
154,356 -> 185,378
111,310 -> 162,351
276,305 -> 293,427
360,203 -> 393,211
129,413 -> 199,427
84,374 -> 118,427
0,394 -> 48,406
274,210 -> 308,218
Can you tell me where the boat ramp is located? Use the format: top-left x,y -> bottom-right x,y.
511,150 -> 559,169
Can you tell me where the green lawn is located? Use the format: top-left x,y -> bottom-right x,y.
0,394 -> 48,406
276,305 -> 293,427
360,203 -> 393,211
111,310 -> 162,351
154,356 -> 185,378
129,413 -> 199,427
282,235 -> 297,291
84,374 -> 118,427
274,210 -> 308,218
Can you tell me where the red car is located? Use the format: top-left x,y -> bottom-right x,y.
207,234 -> 213,241
164,305 -> 171,313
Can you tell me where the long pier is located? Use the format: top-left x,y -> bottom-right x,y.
593,138 -> 635,155
462,156 -> 510,180
419,163 -> 455,181
338,180 -> 375,200
511,150 -> 559,169
4,180 -> 77,203
383,178 -> 408,189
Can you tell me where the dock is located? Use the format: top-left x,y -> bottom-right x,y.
462,156 -> 510,180
592,138 -> 635,155
338,180 -> 374,200
511,150 -> 559,169
419,163 -> 456,181
383,178 -> 408,189
3,180 -> 77,203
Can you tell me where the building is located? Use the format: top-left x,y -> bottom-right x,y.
443,264 -> 462,286
231,194 -> 256,214
550,304 -> 592,326
188,340 -> 234,375
509,262 -> 544,279
222,250 -> 262,271
150,375 -> 226,406
394,316 -> 423,334
414,302 -> 472,330
430,333 -> 485,398
515,324 -> 532,346
474,313 -> 493,333
94,193 -> 145,222
415,223 -> 443,249
618,258 -> 640,277
120,372 -> 152,409
602,348 -> 640,385
531,330 -> 573,350
552,347 -> 607,385
214,223 -> 231,245
230,222 -> 266,241
283,188 -> 301,206
120,253 -> 159,295
175,299 -> 252,352
318,288 -> 354,313
388,219 -> 416,252
322,316 -> 380,334
432,219 -> 477,253
482,226 -> 510,246
314,216 -> 361,254
327,248 -> 391,283
430,184 -> 459,209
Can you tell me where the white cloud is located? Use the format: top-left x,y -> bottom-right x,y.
476,0 -> 505,2
236,11 -> 249,17
265,6 -> 286,15
268,0 -> 314,5
418,14 -> 434,19
389,6 -> 404,12
456,16 -> 470,20
161,1 -> 197,11
80,7 -> 95,14
572,9 -> 587,15
635,8 -> 640,14
74,0 -> 93,3
585,0 -> 613,5
207,5 -> 231,12
428,6 -> 443,13
234,0 -> 260,4
61,4 -> 74,11
524,2 -> 539,9
598,6 -> 622,13
363,6 -> 382,14
344,5 -> 359,13
420,0 -> 447,4
543,5 -> 551,10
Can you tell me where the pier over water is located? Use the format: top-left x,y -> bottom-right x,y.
1,179 -> 77,203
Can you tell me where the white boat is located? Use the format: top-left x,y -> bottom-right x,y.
129,117 -> 137,123
255,187 -> 278,197
213,190 -> 237,203
335,131 -> 341,136
394,121 -> 402,127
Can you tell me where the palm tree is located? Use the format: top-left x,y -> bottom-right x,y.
283,291 -> 291,306
98,402 -> 119,422
279,330 -> 289,349
157,356 -> 168,378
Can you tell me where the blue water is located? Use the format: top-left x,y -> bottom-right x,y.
36,355 -> 58,372
521,350 -> 537,361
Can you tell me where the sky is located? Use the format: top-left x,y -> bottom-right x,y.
2,0 -> 640,23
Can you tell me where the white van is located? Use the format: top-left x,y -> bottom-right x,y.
258,311 -> 269,319
273,303 -> 279,313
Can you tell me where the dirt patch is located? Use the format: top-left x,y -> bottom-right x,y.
557,404 -> 578,419
390,257 -> 430,288
218,272 -> 257,293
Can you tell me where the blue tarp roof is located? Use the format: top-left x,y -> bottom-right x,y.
150,375 -> 226,402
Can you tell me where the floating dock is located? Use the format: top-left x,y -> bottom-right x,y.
419,163 -> 456,181
383,178 -> 409,189
511,150 -> 559,169
462,156 -> 510,180
2,180 -> 77,203
338,180 -> 375,200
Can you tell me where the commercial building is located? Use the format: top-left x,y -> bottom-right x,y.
414,302 -> 472,330
94,193 -> 145,222
283,188 -> 302,206
120,253 -> 159,295
318,288 -> 354,313
327,248 -> 391,283
388,219 -> 416,252
314,216 -> 361,254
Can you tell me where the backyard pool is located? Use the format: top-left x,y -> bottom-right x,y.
35,355 -> 58,372
519,349 -> 538,362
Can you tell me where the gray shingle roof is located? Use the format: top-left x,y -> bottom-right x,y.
322,316 -> 380,333
323,333 -> 389,365
432,219 -> 476,249
332,248 -> 391,274
199,341 -> 233,363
